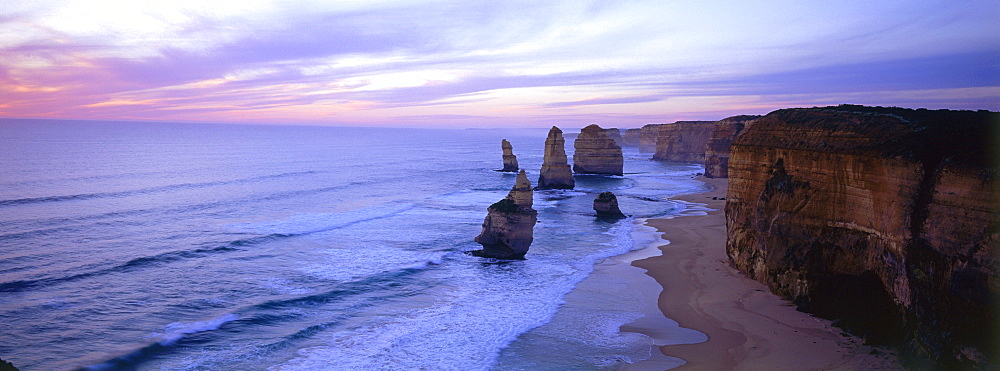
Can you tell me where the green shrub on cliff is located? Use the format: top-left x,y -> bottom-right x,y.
489,198 -> 519,212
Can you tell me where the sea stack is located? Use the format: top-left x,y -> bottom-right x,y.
536,126 -> 575,189
500,139 -> 519,172
473,170 -> 538,259
573,124 -> 624,176
593,192 -> 625,218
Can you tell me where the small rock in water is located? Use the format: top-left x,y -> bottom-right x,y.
593,191 -> 626,218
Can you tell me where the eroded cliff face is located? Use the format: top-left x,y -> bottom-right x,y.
474,170 -> 538,259
725,106 -> 998,368
537,126 -> 575,189
500,139 -> 519,172
604,128 -> 625,147
638,124 -> 664,153
651,121 -> 716,162
704,115 -> 760,178
623,128 -> 641,147
573,124 -> 624,176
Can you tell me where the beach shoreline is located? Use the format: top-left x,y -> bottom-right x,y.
622,177 -> 901,370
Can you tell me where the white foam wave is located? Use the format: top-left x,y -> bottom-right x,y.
656,199 -> 713,219
152,313 -> 239,346
273,259 -> 582,371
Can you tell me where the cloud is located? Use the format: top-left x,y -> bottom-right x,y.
0,0 -> 997,126
543,95 -> 668,108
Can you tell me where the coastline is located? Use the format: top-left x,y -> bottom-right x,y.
624,177 -> 901,370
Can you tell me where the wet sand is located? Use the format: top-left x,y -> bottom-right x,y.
624,177 -> 901,370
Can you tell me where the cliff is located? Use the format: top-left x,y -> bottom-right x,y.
638,124 -> 664,153
622,128 -> 641,146
651,121 -> 716,162
474,170 -> 538,259
604,128 -> 625,147
573,124 -> 624,176
704,115 -> 761,178
500,139 -> 519,172
536,126 -> 575,189
594,191 -> 626,218
725,105 -> 998,368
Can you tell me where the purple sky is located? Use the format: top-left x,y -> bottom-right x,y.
2,0 -> 997,128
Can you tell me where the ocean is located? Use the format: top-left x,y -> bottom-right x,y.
0,119 -> 708,370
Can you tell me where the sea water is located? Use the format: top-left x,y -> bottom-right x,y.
0,119 -> 707,370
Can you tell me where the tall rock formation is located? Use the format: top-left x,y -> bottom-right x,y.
573,124 -> 624,176
725,105 -> 998,368
593,191 -> 626,218
506,169 -> 533,208
500,139 -> 519,172
704,115 -> 760,178
474,170 -> 538,259
638,124 -> 664,153
651,121 -> 716,162
536,126 -> 575,189
622,128 -> 641,146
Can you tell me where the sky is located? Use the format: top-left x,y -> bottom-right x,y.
1,0 -> 997,128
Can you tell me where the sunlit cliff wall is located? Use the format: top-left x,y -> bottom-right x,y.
725,106 -> 998,368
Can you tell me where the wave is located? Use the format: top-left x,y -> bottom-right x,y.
2,204 -> 419,293
0,171 -> 320,208
81,314 -> 241,371
231,203 -> 415,235
0,235 -> 284,293
81,261 -> 442,370
0,180 -> 385,242
0,170 -> 170,189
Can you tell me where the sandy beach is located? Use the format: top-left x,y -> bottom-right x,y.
625,177 -> 901,370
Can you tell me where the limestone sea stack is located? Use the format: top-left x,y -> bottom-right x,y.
704,115 -> 760,178
500,139 -> 518,172
725,105 -> 997,368
474,170 -> 538,259
573,124 -> 624,176
651,121 -> 716,162
593,191 -> 625,218
536,126 -> 575,189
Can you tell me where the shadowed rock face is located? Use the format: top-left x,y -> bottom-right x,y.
604,128 -> 625,147
651,121 -> 716,162
593,191 -> 625,218
704,115 -> 761,178
501,139 -> 518,172
725,105 -> 998,368
638,124 -> 664,153
474,170 -> 538,259
536,126 -> 575,189
573,124 -> 624,176
623,128 -> 641,146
